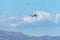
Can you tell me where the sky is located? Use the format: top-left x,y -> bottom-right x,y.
0,0 -> 60,36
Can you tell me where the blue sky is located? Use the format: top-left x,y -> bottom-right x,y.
0,0 -> 60,36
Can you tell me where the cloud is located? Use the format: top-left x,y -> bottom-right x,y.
0,11 -> 60,27
21,11 -> 60,24
9,23 -> 19,27
22,16 -> 36,23
35,11 -> 52,21
53,14 -> 60,23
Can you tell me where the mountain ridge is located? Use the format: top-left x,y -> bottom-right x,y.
0,30 -> 60,40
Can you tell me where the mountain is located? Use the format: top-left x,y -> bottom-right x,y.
37,35 -> 60,40
0,30 -> 37,40
0,30 -> 60,40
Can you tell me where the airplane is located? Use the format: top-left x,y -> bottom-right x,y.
30,14 -> 37,17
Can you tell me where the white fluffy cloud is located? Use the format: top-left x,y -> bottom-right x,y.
35,11 -> 52,21
0,11 -> 60,27
33,11 -> 60,23
22,16 -> 36,23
